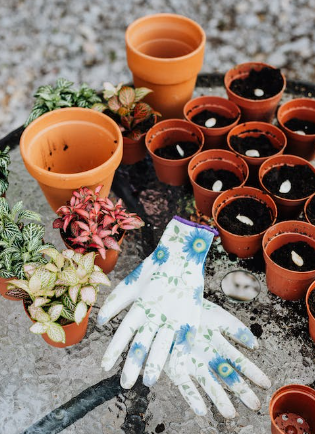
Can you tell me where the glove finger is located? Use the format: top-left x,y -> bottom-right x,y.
143,326 -> 175,386
121,322 -> 159,389
176,376 -> 207,416
101,304 -> 146,371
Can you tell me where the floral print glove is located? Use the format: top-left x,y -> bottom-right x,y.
97,216 -> 216,389
164,299 -> 271,417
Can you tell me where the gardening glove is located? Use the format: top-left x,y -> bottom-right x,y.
97,216 -> 217,389
163,299 -> 271,417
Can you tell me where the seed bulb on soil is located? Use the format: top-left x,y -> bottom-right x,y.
212,180 -> 223,192
295,130 -> 306,135
176,144 -> 184,157
291,250 -> 304,267
205,117 -> 217,128
236,214 -> 254,226
254,88 -> 264,97
279,179 -> 291,193
245,149 -> 260,157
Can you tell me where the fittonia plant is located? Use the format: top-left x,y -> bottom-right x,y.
0,146 -> 10,196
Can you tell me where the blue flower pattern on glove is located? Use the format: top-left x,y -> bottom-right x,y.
182,229 -> 213,265
234,327 -> 256,348
129,342 -> 147,367
124,263 -> 143,285
152,244 -> 170,265
193,286 -> 203,305
176,324 -> 196,354
209,354 -> 240,386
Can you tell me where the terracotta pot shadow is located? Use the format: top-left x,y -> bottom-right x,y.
306,281 -> 315,343
304,192 -> 315,225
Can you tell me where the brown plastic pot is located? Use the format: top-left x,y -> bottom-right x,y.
304,192 -> 315,225
184,96 -> 241,149
306,281 -> 315,343
188,149 -> 249,216
224,62 -> 286,122
227,121 -> 287,184
121,135 -> 147,165
146,119 -> 204,186
269,384 -> 315,434
125,14 -> 206,119
277,98 -> 315,160
20,108 -> 123,212
262,220 -> 315,300
259,154 -> 315,220
0,277 -> 20,301
212,186 -> 277,258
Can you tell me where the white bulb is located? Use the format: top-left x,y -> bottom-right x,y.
291,250 -> 304,267
245,149 -> 260,157
295,130 -> 306,136
212,180 -> 223,192
254,88 -> 264,97
205,117 -> 217,128
236,214 -> 254,226
176,144 -> 184,157
279,179 -> 291,194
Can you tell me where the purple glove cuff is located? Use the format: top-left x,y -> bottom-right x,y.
174,216 -> 219,236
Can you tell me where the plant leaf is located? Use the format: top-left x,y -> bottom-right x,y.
48,304 -> 63,322
108,95 -> 121,113
30,322 -> 48,335
74,301 -> 87,324
134,87 -> 152,102
133,102 -> 152,120
89,271 -> 110,286
69,284 -> 80,304
118,86 -> 135,107
80,286 -> 96,305
46,322 -> 66,343
79,252 -> 95,275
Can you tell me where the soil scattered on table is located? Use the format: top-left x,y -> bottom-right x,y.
196,168 -> 241,191
154,141 -> 199,160
306,195 -> 315,224
270,241 -> 315,272
230,67 -> 284,99
284,117 -> 315,135
230,131 -> 279,157
191,110 -> 237,128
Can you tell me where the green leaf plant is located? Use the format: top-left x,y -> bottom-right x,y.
0,146 -> 10,196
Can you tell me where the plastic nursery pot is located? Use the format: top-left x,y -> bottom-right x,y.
306,281 -> 315,342
184,96 -> 241,149
20,108 -> 123,212
145,119 -> 204,186
269,384 -> 315,434
227,121 -> 287,184
224,62 -> 286,122
304,192 -> 315,225
0,277 -> 20,301
188,149 -> 249,217
212,186 -> 277,258
125,13 -> 206,119
121,135 -> 147,165
262,220 -> 315,300
277,98 -> 315,161
259,154 -> 315,220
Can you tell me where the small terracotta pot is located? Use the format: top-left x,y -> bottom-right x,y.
262,220 -> 315,300
0,277 -> 20,301
121,135 -> 147,165
277,98 -> 315,160
306,281 -> 315,342
212,186 -> 277,258
259,154 -> 315,220
20,108 -> 123,212
125,14 -> 206,119
269,384 -> 315,434
184,96 -> 241,149
224,62 -> 286,122
304,192 -> 315,225
227,121 -> 287,184
188,149 -> 249,216
146,119 -> 204,186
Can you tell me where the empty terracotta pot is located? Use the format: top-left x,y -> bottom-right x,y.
20,108 -> 123,212
304,192 -> 315,225
184,96 -> 241,149
121,135 -> 147,165
306,281 -> 315,343
146,119 -> 204,186
224,62 -> 286,122
269,384 -> 315,434
212,186 -> 277,258
262,220 -> 315,300
188,149 -> 249,216
125,14 -> 206,119
277,98 -> 315,160
259,154 -> 315,220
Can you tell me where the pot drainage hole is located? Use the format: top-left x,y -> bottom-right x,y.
275,412 -> 311,434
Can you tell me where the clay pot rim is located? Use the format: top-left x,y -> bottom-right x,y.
304,192 -> 315,224
277,97 -> 315,138
224,61 -> 286,103
306,281 -> 315,320
125,13 -> 206,63
259,154 -> 315,203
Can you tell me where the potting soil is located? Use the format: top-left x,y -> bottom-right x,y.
230,67 -> 284,99
191,109 -> 237,128
196,168 -> 241,190
285,117 -> 315,135
270,241 -> 315,272
230,131 -> 278,157
154,141 -> 199,160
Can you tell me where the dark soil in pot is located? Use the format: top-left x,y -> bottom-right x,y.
309,289 -> 315,318
229,67 -> 284,100
191,110 -> 237,128
154,141 -> 199,160
262,164 -> 315,199
284,118 -> 315,135
196,169 -> 241,191
306,196 -> 315,224
230,132 -> 278,157
217,197 -> 273,235
270,241 -> 315,272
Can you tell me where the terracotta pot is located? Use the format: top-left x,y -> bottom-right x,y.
188,149 -> 249,216
184,96 -> 241,149
0,277 -> 20,301
20,108 -> 123,212
262,220 -> 315,300
306,281 -> 315,343
121,135 -> 147,165
227,121 -> 287,185
146,119 -> 204,186
304,192 -> 315,225
259,154 -> 315,220
125,14 -> 206,119
212,186 -> 277,258
277,98 -> 315,160
224,62 -> 286,122
269,384 -> 315,434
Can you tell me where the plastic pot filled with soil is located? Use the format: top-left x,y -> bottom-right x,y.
277,98 -> 315,160
269,384 -> 315,434
145,119 -> 204,185
259,154 -> 315,220
304,192 -> 315,225
262,220 -> 315,300
227,121 -> 287,184
212,186 -> 277,258
306,281 -> 315,342
184,96 -> 241,149
188,149 -> 249,216
224,62 -> 286,122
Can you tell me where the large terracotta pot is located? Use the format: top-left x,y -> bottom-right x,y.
277,98 -> 315,160
306,281 -> 315,343
188,149 -> 249,217
125,14 -> 206,119
262,220 -> 315,300
224,62 -> 286,122
184,96 -> 241,149
20,108 -> 123,212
